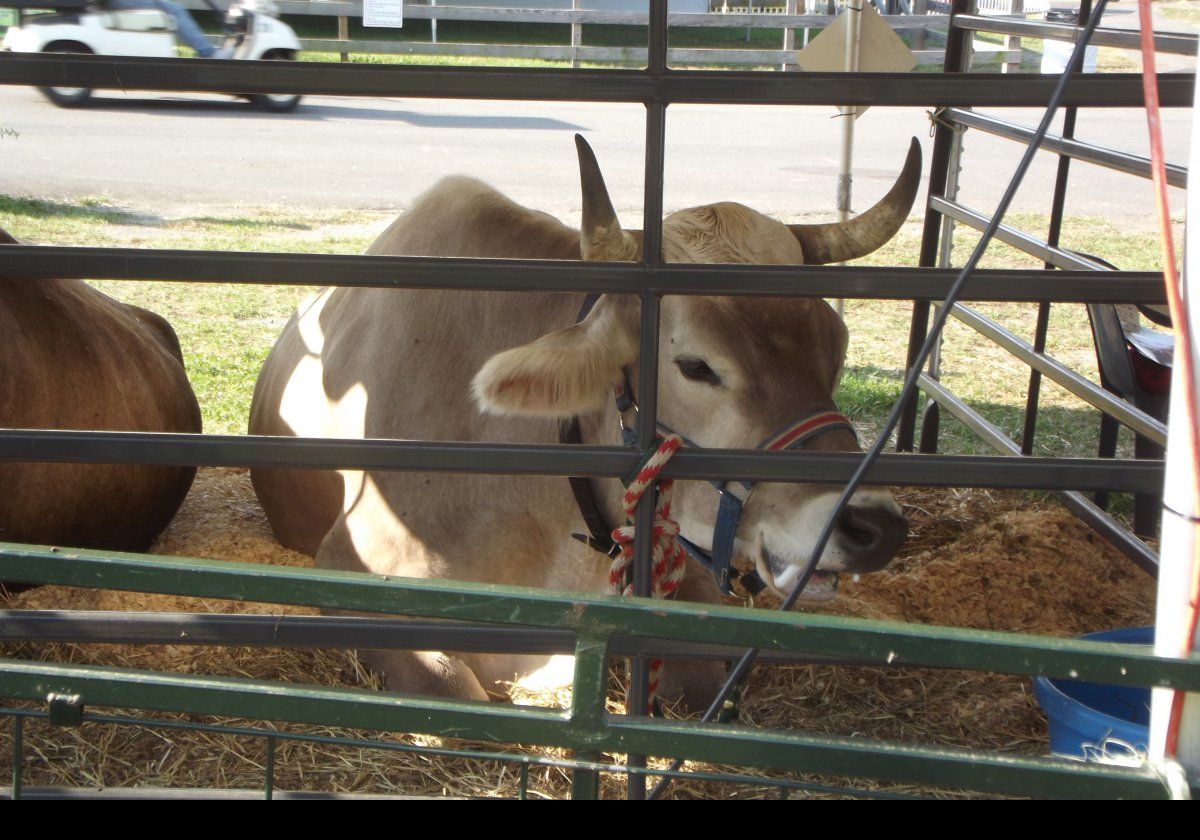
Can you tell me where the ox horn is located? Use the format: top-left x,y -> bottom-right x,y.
575,134 -> 639,261
789,137 -> 922,265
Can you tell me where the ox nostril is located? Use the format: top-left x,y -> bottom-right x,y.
836,504 -> 907,571
837,508 -> 881,550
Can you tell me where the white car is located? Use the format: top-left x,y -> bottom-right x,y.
1,0 -> 303,111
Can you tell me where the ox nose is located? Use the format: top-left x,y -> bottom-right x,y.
834,502 -> 907,572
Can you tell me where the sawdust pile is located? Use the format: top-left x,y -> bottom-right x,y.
827,487 -> 1156,635
0,472 -> 1156,799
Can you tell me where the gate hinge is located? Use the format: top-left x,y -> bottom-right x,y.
47,692 -> 84,727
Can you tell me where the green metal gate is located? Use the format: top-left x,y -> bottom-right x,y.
1,0 -> 1198,798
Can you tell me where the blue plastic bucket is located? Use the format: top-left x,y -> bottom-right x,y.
1033,626 -> 1153,759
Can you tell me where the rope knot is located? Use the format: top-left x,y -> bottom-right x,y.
608,434 -> 688,712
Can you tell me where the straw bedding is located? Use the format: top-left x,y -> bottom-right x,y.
0,469 -> 1156,798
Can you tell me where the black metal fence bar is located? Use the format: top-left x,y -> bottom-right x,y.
941,107 -> 1189,188
918,374 -> 1160,573
947,303 -> 1168,444
624,3 -> 670,799
0,429 -> 1165,492
0,54 -> 1192,106
897,0 -> 972,455
0,246 -> 1169,303
952,13 -> 1200,55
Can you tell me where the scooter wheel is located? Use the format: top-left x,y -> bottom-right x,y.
249,93 -> 301,113
248,51 -> 301,113
39,45 -> 94,108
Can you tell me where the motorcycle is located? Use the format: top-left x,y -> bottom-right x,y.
1,0 -> 302,112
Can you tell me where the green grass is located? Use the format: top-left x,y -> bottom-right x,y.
0,196 -> 376,433
0,193 -> 1168,511
1160,1 -> 1200,25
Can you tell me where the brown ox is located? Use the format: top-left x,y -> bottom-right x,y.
249,137 -> 918,705
0,227 -> 201,563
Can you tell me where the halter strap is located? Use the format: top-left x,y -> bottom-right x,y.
653,410 -> 856,595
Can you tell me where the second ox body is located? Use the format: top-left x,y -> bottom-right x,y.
249,137 -> 919,706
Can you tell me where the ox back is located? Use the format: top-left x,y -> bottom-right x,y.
0,257 -> 202,564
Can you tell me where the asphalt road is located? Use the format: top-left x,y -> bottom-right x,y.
0,82 -> 1191,225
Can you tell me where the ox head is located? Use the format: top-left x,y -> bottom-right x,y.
473,136 -> 918,602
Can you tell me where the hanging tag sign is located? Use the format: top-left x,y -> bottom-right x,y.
364,0 -> 404,28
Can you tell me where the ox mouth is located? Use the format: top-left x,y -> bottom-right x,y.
752,537 -> 839,603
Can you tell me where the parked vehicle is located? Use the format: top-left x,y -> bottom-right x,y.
1,0 -> 303,112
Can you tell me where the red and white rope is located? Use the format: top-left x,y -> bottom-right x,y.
609,434 -> 688,711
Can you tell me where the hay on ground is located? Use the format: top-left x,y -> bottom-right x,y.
0,470 -> 1156,798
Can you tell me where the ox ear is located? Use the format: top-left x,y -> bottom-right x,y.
473,298 -> 637,417
576,134 -> 641,262
0,226 -> 17,245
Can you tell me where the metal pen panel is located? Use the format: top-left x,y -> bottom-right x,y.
947,303 -> 1168,445
941,108 -> 1188,188
918,374 -> 1160,574
931,196 -> 1117,271
952,14 -> 1200,56
0,429 -> 1166,492
0,53 -> 1193,106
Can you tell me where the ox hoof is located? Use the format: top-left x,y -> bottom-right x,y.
656,659 -> 729,715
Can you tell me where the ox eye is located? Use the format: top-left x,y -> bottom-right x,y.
675,357 -> 722,387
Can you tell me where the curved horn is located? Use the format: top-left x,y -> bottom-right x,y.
575,134 -> 639,261
790,137 -> 922,265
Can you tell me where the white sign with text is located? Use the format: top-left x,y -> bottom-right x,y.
363,0 -> 404,29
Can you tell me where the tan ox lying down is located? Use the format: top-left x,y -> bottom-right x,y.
0,226 -> 201,566
250,137 -> 918,706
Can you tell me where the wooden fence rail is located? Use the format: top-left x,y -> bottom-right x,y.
177,2 -> 1025,69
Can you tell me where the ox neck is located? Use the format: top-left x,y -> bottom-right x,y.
575,396 -> 632,532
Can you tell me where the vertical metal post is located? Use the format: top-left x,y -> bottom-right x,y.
518,763 -> 529,800
832,0 -> 864,318
918,124 -> 965,454
1023,0 -> 1091,457
431,0 -> 438,44
264,733 -> 276,800
625,0 -> 669,802
10,715 -> 22,801
897,0 -> 972,452
569,634 -> 609,800
919,19 -> 972,456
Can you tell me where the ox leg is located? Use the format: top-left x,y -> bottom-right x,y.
360,649 -> 490,702
655,561 -> 728,713
315,510 -> 491,702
